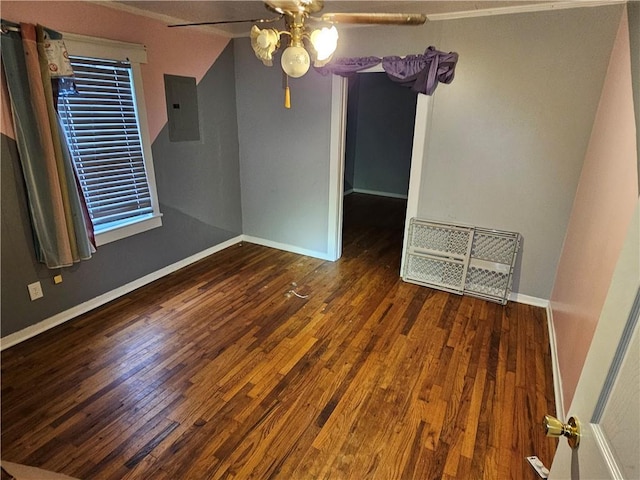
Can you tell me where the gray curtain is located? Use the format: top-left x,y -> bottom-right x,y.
1,20 -> 95,268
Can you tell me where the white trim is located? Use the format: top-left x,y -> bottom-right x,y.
592,424 -> 625,479
359,65 -> 384,74
92,1 -> 236,38
400,94 -> 433,278
546,303 -> 566,421
82,0 -> 626,43
327,75 -> 348,262
241,235 -> 333,261
508,292 -> 564,419
95,214 -> 163,246
1,229 -> 567,427
426,1 -> 625,21
62,35 -> 163,245
343,188 -> 354,196
62,32 -> 147,63
508,292 -> 549,308
0,236 -> 243,351
352,188 -> 408,200
88,0 -> 622,38
327,64 -> 429,278
129,61 -> 162,230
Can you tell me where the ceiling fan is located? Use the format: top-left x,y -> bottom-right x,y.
169,1 -> 426,77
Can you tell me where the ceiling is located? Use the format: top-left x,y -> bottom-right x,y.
105,1 -> 572,37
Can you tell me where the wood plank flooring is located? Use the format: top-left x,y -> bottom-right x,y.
1,194 -> 558,479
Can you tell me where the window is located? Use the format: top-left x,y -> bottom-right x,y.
58,33 -> 161,246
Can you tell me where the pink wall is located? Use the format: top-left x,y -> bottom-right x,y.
0,1 -> 230,141
550,8 -> 638,411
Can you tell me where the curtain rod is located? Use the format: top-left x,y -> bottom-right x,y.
1,24 -> 21,34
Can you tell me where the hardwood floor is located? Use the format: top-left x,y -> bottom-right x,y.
1,194 -> 558,479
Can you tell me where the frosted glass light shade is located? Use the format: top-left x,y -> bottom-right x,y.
310,26 -> 338,61
250,26 -> 279,66
281,45 -> 310,78
257,29 -> 278,49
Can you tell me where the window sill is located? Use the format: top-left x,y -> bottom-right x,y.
95,214 -> 163,247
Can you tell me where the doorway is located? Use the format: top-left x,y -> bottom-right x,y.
342,72 -> 417,264
327,69 -> 435,276
343,73 -> 416,200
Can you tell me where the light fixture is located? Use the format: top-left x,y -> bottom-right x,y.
251,18 -> 338,75
250,26 -> 279,66
250,13 -> 338,107
280,45 -> 310,78
310,26 -> 338,65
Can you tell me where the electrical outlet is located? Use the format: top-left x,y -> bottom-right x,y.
27,281 -> 44,301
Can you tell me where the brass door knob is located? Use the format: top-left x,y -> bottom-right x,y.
542,414 -> 580,449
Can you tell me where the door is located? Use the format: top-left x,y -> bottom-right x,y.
549,199 -> 639,479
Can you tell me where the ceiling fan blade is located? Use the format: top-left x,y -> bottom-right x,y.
168,16 -> 282,28
319,13 -> 426,25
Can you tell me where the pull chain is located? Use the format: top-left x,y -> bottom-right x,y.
284,73 -> 291,109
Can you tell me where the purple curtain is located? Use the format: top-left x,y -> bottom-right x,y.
315,56 -> 382,76
315,46 -> 458,96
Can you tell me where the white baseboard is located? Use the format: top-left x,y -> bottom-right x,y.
546,303 -> 565,420
1,234 -> 333,350
510,292 -> 564,419
0,235 -> 243,351
509,292 -> 549,308
343,188 -> 354,196
241,235 -> 333,261
2,239 -> 566,422
352,188 -> 408,200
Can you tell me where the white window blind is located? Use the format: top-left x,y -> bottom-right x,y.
58,55 -> 153,232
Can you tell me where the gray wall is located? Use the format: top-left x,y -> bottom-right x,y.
154,47 -> 242,233
234,38 -> 332,255
336,5 -> 623,298
346,73 -> 416,197
1,44 -> 242,337
344,76 -> 360,192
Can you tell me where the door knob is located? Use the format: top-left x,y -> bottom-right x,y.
542,414 -> 581,449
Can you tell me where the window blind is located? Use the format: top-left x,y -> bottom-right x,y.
58,56 -> 153,231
